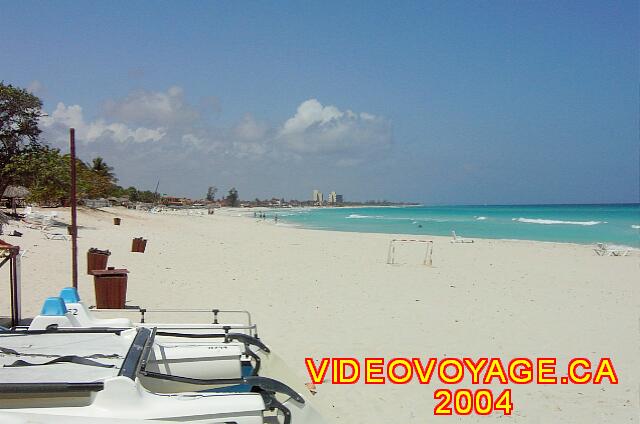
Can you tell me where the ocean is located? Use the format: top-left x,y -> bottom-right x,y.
267,204 -> 640,247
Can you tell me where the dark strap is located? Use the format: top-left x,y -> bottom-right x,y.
4,355 -> 115,368
0,346 -> 19,355
141,371 -> 304,404
0,346 -> 120,359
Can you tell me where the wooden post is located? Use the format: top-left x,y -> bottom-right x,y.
70,128 -> 78,289
10,247 -> 21,327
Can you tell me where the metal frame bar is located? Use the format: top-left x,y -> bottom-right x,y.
118,327 -> 154,380
386,239 -> 433,266
90,308 -> 256,335
0,382 -> 104,394
1,244 -> 21,327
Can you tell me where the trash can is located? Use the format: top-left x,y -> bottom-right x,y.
113,218 -> 121,225
132,237 -> 147,253
87,248 -> 111,275
92,268 -> 129,309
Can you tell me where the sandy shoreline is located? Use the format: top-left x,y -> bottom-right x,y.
1,206 -> 638,423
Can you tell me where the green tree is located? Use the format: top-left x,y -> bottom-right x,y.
6,148 -> 119,204
137,190 -> 158,203
0,82 -> 45,194
123,186 -> 138,201
206,186 -> 218,201
7,146 -> 69,205
226,188 -> 239,207
91,157 -> 117,182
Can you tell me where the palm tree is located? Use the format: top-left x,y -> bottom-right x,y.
91,157 -> 116,182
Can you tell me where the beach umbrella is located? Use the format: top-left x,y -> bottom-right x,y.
2,186 -> 30,214
2,185 -> 30,199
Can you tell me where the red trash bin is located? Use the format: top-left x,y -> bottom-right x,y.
92,268 -> 129,309
87,248 -> 111,275
132,237 -> 147,253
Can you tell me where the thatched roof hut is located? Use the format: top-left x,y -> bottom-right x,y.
2,185 -> 30,199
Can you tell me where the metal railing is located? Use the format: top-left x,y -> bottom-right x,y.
90,307 -> 257,336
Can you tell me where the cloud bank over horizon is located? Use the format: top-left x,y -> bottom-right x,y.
39,86 -> 393,200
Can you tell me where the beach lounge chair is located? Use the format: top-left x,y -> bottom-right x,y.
23,210 -> 60,231
594,243 -> 630,257
23,214 -> 52,230
451,231 -> 474,243
43,232 -> 69,241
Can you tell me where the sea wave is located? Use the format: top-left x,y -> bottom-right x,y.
476,216 -> 487,220
345,214 -> 464,223
346,214 -> 384,219
514,218 -> 602,226
632,225 -> 640,229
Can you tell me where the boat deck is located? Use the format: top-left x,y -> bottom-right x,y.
0,330 -> 134,385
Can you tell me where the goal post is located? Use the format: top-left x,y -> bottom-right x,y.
386,239 -> 433,266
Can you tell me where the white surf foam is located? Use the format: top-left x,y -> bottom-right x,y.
632,225 -> 640,229
514,218 -> 602,226
346,214 -> 383,219
476,216 -> 487,220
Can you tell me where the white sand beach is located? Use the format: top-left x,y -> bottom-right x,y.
1,207 -> 638,423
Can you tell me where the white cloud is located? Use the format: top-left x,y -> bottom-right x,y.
40,102 -> 166,145
36,88 -> 393,197
27,80 -> 44,94
41,90 -> 390,160
103,86 -> 198,127
182,133 -> 204,147
277,98 -> 391,154
234,114 -> 268,141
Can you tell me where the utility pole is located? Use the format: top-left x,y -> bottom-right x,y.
70,128 -> 78,289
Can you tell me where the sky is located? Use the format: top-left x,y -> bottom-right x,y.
1,0 -> 637,204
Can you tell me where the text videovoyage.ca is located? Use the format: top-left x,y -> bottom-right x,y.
305,356 -> 619,416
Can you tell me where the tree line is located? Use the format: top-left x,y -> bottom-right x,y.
0,82 -> 168,205
2,82 -> 240,207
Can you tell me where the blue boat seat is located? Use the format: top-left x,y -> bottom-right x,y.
59,287 -> 81,303
40,297 -> 68,316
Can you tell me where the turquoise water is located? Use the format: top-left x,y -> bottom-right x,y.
269,204 -> 640,247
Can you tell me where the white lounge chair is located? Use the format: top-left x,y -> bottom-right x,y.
43,232 -> 69,241
451,231 -> 474,243
594,243 -> 630,257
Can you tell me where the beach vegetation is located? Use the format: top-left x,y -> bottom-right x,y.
206,186 -> 218,201
0,83 -> 165,206
0,82 -> 45,196
122,186 -> 158,203
6,146 -> 119,205
226,187 -> 239,207
91,157 -> 117,182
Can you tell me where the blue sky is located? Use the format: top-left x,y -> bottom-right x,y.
1,0 -> 637,203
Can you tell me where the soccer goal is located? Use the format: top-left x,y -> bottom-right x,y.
386,239 -> 433,266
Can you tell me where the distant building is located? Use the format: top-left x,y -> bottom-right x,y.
83,198 -> 110,208
328,191 -> 337,204
336,194 -> 343,204
312,190 -> 323,205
